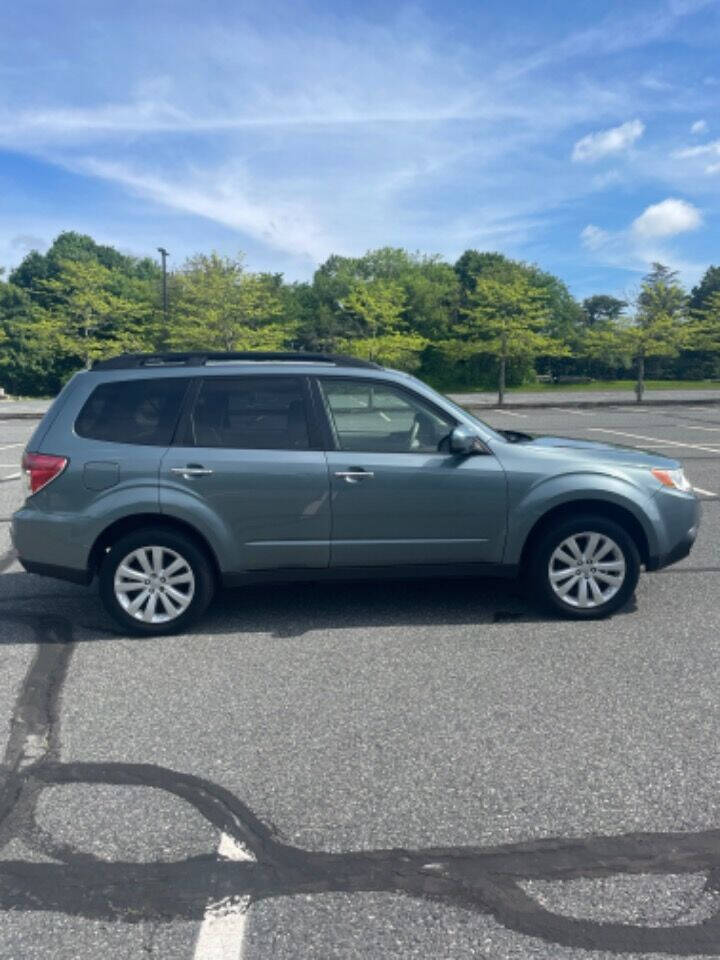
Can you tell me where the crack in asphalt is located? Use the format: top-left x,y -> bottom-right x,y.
2,611 -> 720,955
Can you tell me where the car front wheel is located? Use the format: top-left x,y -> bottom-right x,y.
99,527 -> 215,635
529,515 -> 640,619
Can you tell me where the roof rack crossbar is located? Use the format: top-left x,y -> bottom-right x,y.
92,351 -> 381,371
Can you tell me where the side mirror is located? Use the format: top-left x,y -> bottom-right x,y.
449,426 -> 490,456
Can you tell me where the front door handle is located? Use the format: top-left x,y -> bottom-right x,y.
334,470 -> 375,483
171,465 -> 214,477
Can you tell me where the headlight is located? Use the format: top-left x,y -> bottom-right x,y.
651,467 -> 693,492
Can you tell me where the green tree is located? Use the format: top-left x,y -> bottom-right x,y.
169,253 -> 286,352
579,322 -> 633,373
10,232 -> 160,295
581,295 -> 628,328
453,250 -> 583,377
575,297 -> 629,380
689,265 -> 720,313
630,263 -> 687,402
37,258 -> 151,368
685,289 -> 720,353
453,251 -> 513,291
338,279 -> 428,370
456,272 -> 568,404
402,259 -> 460,342
311,248 -> 460,365
0,280 -> 62,395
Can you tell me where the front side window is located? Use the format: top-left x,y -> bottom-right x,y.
188,377 -> 310,450
75,378 -> 190,445
319,379 -> 455,453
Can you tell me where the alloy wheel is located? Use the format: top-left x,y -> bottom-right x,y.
113,546 -> 196,624
548,531 -> 626,609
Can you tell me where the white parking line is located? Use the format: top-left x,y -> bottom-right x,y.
551,407 -> 593,416
0,444 -> 23,452
0,473 -> 20,482
693,486 -> 718,498
589,428 -> 720,455
492,409 -> 527,417
686,425 -> 720,432
193,833 -> 254,960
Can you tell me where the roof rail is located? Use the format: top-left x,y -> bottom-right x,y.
91,351 -> 382,371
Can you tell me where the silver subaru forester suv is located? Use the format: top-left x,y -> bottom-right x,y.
12,351 -> 699,635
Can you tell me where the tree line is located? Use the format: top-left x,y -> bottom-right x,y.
1,231 -> 719,402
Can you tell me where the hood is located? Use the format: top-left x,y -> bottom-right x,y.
500,432 -> 680,470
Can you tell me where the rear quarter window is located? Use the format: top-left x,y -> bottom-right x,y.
75,378 -> 190,445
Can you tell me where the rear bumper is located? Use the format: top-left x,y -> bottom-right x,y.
18,558 -> 92,585
11,507 -> 91,584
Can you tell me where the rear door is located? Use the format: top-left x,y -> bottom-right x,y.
160,375 -> 331,571
317,377 -> 507,567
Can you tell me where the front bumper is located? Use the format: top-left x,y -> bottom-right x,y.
646,523 -> 698,571
646,489 -> 700,571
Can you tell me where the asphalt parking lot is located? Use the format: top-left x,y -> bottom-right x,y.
0,403 -> 719,959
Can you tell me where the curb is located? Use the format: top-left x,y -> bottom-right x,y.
0,412 -> 46,420
454,396 -> 720,411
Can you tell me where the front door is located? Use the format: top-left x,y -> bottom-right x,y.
160,375 -> 331,571
317,378 -> 507,568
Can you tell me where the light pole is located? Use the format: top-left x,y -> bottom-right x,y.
157,247 -> 169,342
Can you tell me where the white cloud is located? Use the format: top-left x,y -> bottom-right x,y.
674,138 -> 720,159
691,119 -> 708,134
500,0 -> 718,80
591,169 -> 623,189
673,138 -> 720,172
580,225 -> 611,250
641,75 -> 673,91
631,198 -> 702,238
0,1 -> 716,277
580,197 -> 707,289
74,158 -> 336,263
571,119 -> 645,162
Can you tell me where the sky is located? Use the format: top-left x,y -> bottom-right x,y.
1,0 -> 720,299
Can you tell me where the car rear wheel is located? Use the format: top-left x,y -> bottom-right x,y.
99,528 -> 215,635
529,515 -> 640,619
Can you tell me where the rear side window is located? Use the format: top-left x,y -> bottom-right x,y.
187,376 -> 310,450
75,378 -> 190,445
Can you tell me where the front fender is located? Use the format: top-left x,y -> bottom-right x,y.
503,471 -> 662,565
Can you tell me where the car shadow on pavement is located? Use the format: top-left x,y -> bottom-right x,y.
0,570 -> 638,642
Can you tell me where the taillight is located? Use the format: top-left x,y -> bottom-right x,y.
21,452 -> 68,495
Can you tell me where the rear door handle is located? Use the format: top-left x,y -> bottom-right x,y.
334,470 -> 375,483
171,465 -> 214,477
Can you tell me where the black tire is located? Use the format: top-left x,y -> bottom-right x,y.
99,527 -> 215,636
528,514 -> 640,620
